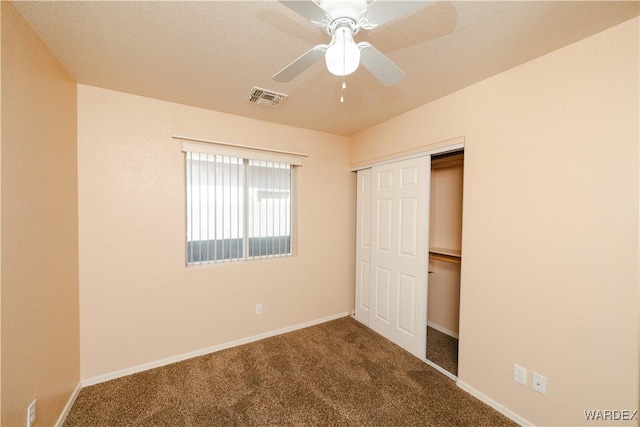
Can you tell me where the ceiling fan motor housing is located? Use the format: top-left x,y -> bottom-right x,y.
327,17 -> 359,36
319,0 -> 367,24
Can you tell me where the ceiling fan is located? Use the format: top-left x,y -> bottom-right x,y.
272,0 -> 429,86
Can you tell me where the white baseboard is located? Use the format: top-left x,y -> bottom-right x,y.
427,321 -> 459,339
456,380 -> 534,426
55,381 -> 82,427
351,313 -> 369,326
423,358 -> 457,381
82,312 -> 350,387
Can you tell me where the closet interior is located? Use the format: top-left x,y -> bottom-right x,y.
426,151 -> 464,376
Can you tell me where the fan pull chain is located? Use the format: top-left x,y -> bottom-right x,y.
340,33 -> 346,103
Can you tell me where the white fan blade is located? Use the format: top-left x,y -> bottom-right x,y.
358,42 -> 404,86
273,45 -> 328,82
365,1 -> 431,27
278,1 -> 327,23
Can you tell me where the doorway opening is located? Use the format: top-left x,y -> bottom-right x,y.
426,150 -> 464,377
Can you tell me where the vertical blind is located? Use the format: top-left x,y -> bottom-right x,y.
183,141 -> 302,265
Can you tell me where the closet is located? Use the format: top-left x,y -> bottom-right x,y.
354,156 -> 429,359
426,151 -> 463,377
354,145 -> 464,376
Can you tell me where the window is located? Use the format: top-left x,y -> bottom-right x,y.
183,141 -> 301,265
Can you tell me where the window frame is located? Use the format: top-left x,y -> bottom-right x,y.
181,139 -> 303,266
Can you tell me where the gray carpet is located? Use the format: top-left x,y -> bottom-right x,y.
426,326 -> 459,376
64,317 -> 516,426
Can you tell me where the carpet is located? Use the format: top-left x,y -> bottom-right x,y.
64,317 -> 516,426
426,326 -> 459,376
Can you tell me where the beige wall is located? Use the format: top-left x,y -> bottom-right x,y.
427,260 -> 460,336
0,4 -> 3,417
1,2 -> 79,426
429,164 -> 464,252
78,85 -> 355,380
351,17 -> 639,427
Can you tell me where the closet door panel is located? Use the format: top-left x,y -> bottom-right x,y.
376,198 -> 393,252
375,266 -> 391,323
398,273 -> 416,335
399,197 -> 418,257
360,261 -> 371,312
355,169 -> 372,324
369,157 -> 430,359
362,200 -> 371,247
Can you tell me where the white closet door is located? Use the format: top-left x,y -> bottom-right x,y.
369,156 -> 429,359
355,169 -> 372,324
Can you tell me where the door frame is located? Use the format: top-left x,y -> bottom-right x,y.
349,138 -> 465,173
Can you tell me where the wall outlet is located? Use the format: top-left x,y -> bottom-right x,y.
255,303 -> 262,315
514,364 -> 527,386
27,399 -> 37,427
532,372 -> 547,395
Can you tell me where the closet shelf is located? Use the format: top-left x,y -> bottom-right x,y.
429,247 -> 461,264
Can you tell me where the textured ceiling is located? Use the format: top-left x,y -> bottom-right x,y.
14,1 -> 639,136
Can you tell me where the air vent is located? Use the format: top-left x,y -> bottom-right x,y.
247,87 -> 289,109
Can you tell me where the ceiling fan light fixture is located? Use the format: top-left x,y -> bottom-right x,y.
325,26 -> 360,76
273,0 -> 419,85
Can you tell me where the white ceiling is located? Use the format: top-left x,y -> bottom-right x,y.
14,1 -> 639,136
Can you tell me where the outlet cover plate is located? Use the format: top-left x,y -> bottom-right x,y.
514,364 -> 527,386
